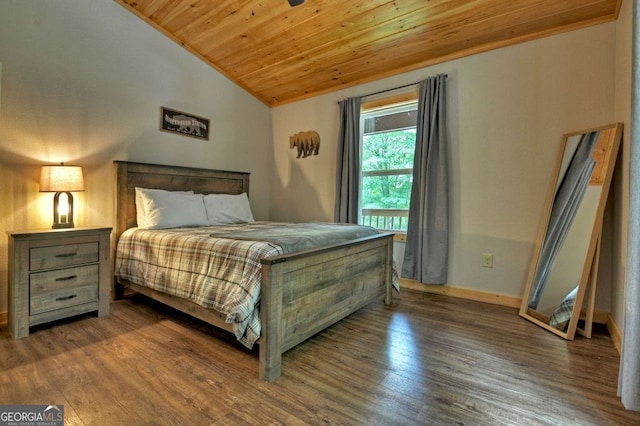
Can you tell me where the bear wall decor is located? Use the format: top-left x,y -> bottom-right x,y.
289,131 -> 320,158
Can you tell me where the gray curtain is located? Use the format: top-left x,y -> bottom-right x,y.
527,131 -> 599,309
619,1 -> 640,411
334,97 -> 362,223
401,74 -> 448,284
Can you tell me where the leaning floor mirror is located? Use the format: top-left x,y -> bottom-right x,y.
520,123 -> 623,340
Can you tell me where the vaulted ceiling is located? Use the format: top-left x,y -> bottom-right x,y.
114,0 -> 621,107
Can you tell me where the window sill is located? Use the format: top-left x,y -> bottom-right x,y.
393,233 -> 406,242
375,231 -> 406,242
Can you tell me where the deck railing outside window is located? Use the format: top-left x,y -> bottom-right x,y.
361,208 -> 409,231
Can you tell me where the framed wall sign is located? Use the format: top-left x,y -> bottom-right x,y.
160,107 -> 210,141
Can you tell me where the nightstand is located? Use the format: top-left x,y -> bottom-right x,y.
8,226 -> 112,339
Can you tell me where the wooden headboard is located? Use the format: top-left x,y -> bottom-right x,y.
113,161 -> 250,241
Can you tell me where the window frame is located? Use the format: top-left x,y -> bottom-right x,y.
359,92 -> 418,239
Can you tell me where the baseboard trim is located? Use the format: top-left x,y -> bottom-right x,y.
590,311 -> 609,325
607,313 -> 622,354
399,279 -> 522,308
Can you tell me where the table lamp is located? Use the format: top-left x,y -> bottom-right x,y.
39,164 -> 84,229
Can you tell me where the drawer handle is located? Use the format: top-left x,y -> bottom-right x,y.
56,252 -> 78,258
55,275 -> 78,282
55,294 -> 77,301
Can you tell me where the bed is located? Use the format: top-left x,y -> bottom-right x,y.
112,161 -> 395,381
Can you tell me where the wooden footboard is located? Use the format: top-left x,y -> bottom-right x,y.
259,232 -> 394,381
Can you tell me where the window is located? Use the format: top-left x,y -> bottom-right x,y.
359,100 -> 418,232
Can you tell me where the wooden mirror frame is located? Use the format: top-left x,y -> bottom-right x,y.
519,123 -> 623,340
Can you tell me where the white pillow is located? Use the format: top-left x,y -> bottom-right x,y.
135,187 -> 208,229
135,187 -> 194,227
203,192 -> 255,225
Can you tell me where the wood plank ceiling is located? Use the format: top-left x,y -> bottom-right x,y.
115,0 -> 621,107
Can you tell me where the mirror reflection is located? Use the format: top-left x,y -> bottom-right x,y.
520,123 -> 622,339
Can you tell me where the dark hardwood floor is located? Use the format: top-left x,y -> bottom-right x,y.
1,289 -> 638,425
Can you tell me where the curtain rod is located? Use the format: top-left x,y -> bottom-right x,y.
337,74 -> 448,104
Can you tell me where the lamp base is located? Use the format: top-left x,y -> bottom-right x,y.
52,191 -> 75,229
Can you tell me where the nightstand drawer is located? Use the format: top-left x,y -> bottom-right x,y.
29,302 -> 99,327
30,242 -> 99,271
30,264 -> 99,294
30,283 -> 99,315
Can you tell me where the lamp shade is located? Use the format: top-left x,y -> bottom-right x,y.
39,165 -> 85,192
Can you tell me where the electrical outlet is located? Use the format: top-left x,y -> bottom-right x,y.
482,253 -> 493,268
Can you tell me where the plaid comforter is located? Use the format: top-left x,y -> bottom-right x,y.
114,222 -> 379,348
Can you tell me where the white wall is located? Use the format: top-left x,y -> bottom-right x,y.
0,1 -> 273,314
271,23 -> 617,300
